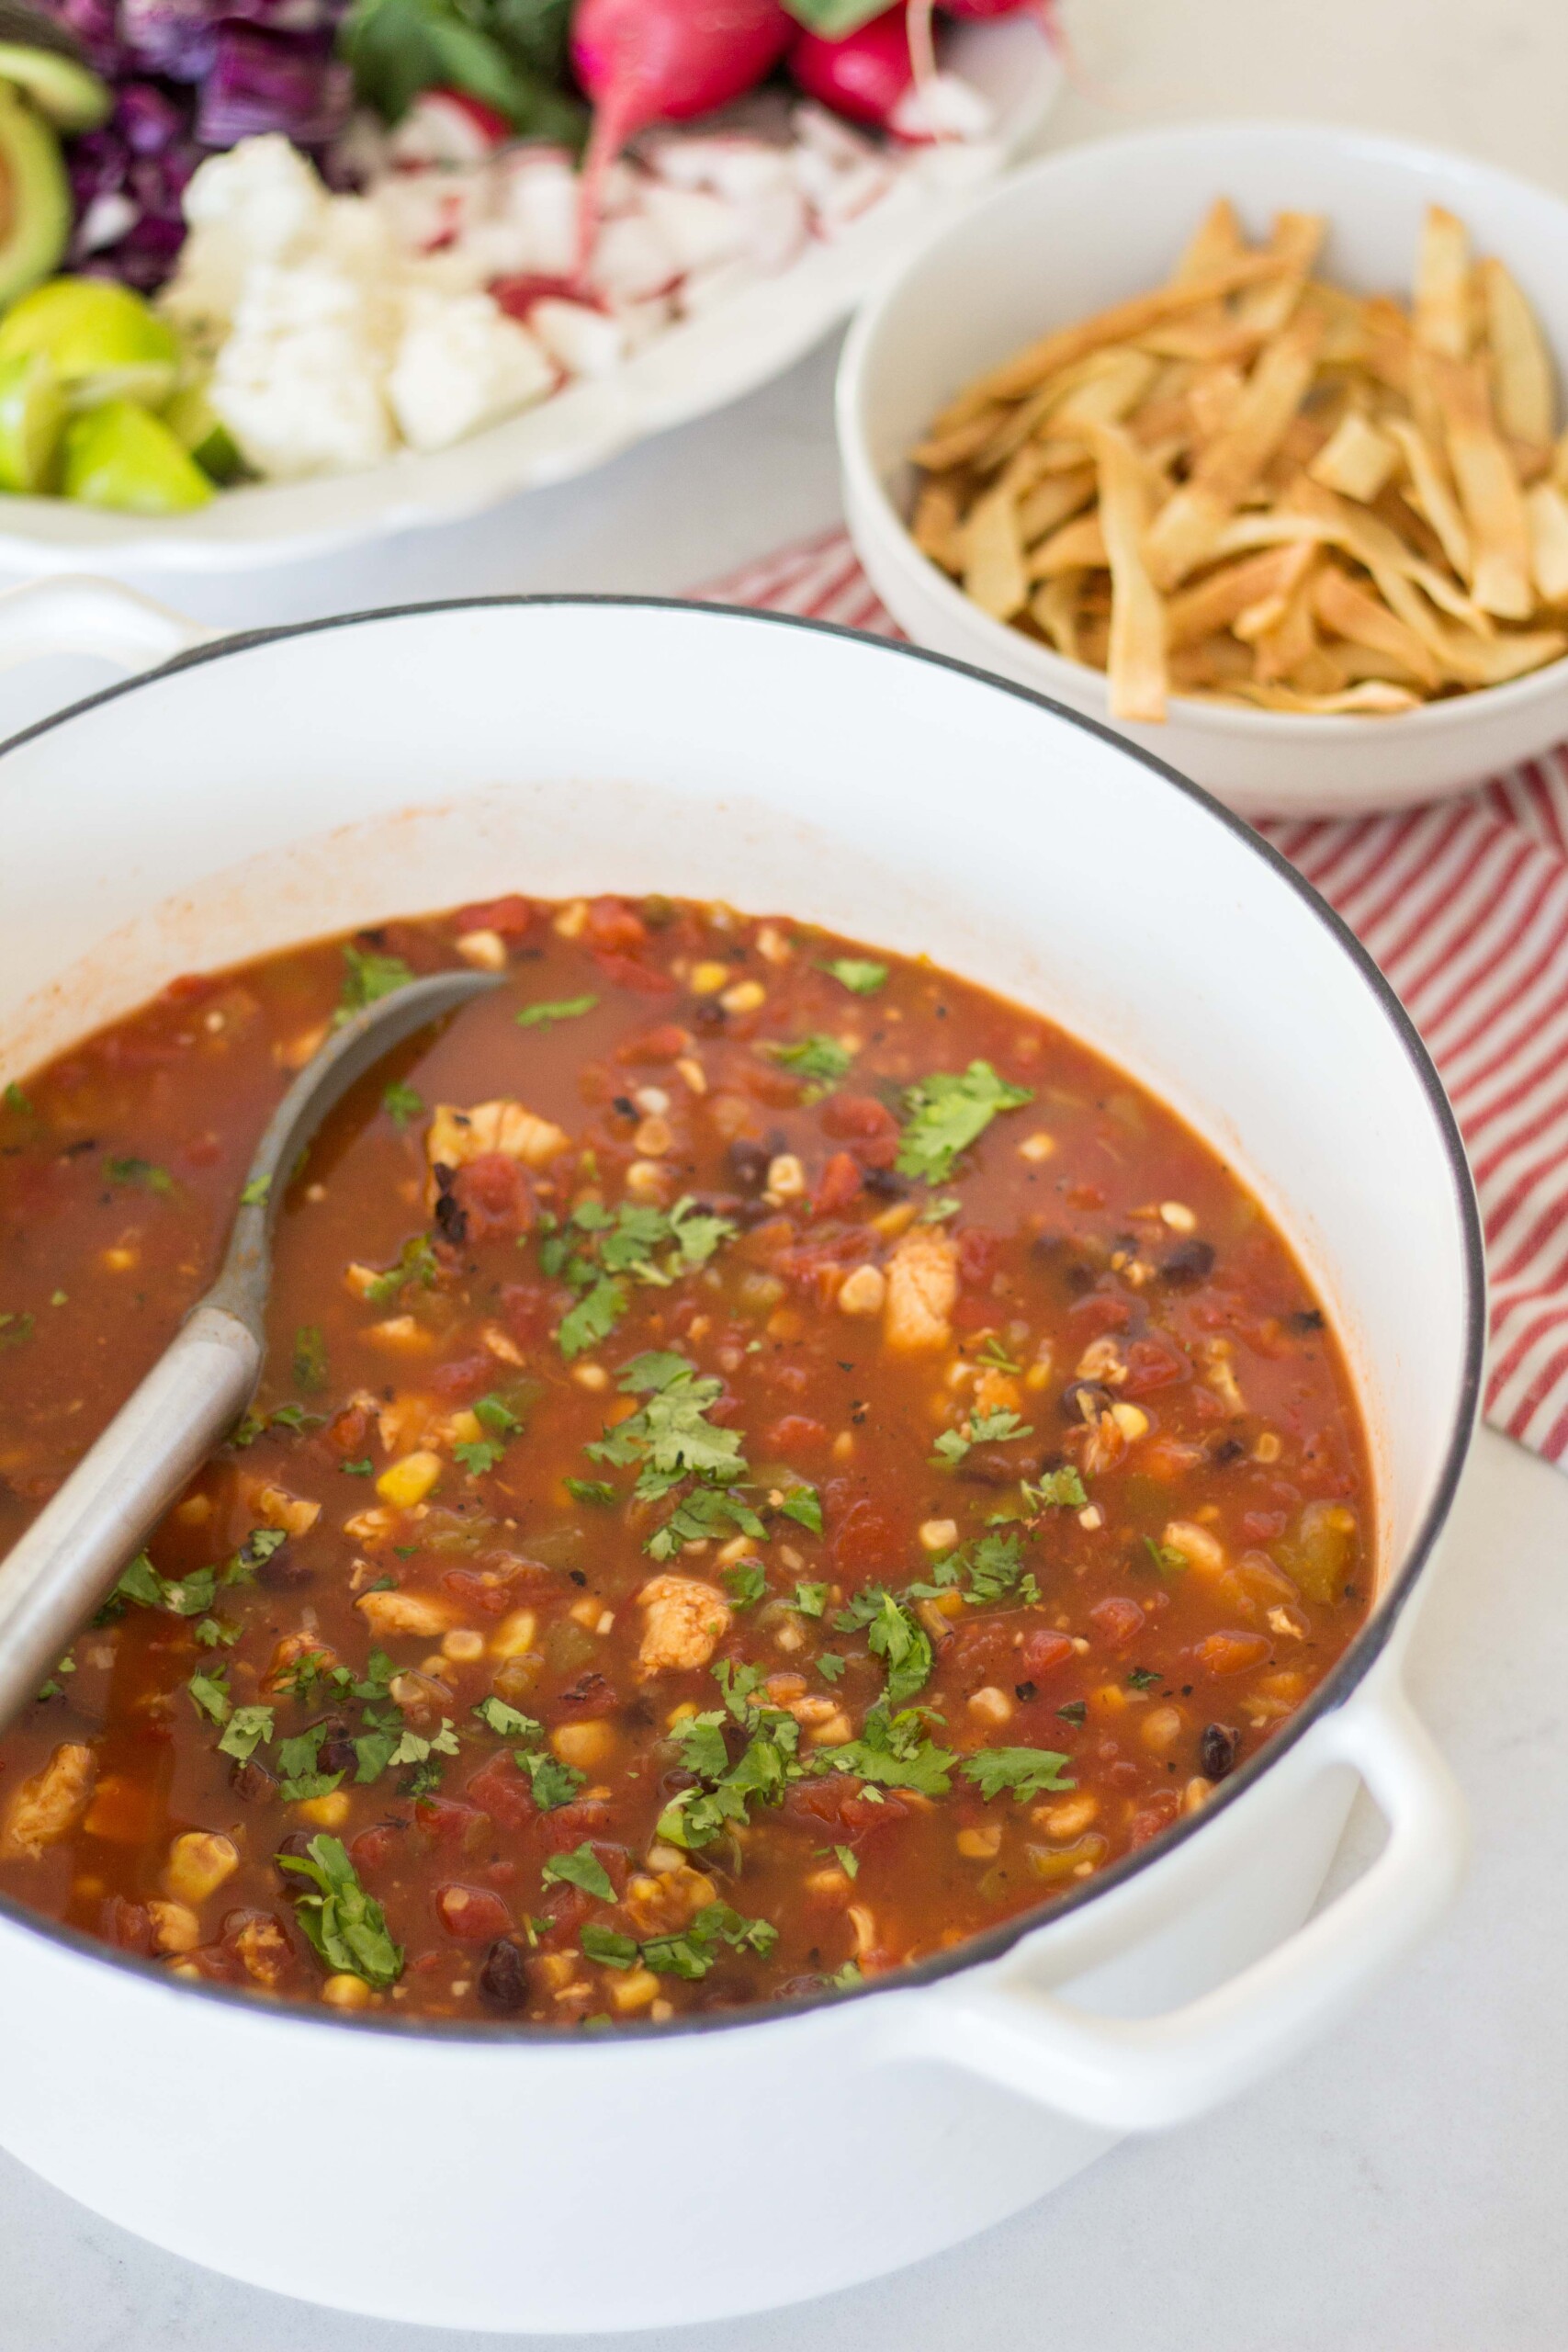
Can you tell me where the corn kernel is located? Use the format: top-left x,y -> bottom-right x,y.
919,1518 -> 958,1553
490,1608 -> 537,1660
720,979 -> 765,1015
146,1899 -> 202,1953
1159,1200 -> 1197,1233
456,928 -> 508,971
164,1831 -> 240,1906
765,1154 -> 806,1201
571,1362 -> 610,1392
967,1686 -> 1014,1727
689,960 -> 729,995
1111,1401 -> 1149,1441
553,1719 -> 614,1769
608,1966 -> 660,2013
625,1159 -> 668,1204
298,1789 -> 352,1828
1018,1132 -> 1056,1163
837,1264 -> 886,1317
321,1972 -> 372,2009
957,1825 -> 1002,1860
377,1450 -> 443,1509
441,1628 -> 485,1663
634,1114 -> 672,1157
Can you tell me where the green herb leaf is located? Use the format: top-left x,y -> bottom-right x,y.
336,944 -> 414,1024
834,1843 -> 859,1878
723,1558 -> 767,1608
558,1274 -> 627,1361
962,1747 -> 1076,1802
1056,1700 -> 1087,1726
341,1457 -> 375,1477
3,1080 -> 32,1114
517,993 -> 598,1029
1142,1535 -> 1188,1577
897,1061 -> 1034,1184
581,1923 -> 639,1970
382,1080 -> 424,1128
819,1702 -> 954,1796
218,1703 -> 274,1763
1025,1466 -> 1089,1510
541,1842 -> 615,1901
518,1749 -> 586,1810
766,1034 -> 855,1090
0,1311 -> 34,1350
821,957 -> 888,996
565,1477 -> 616,1507
365,1235 -> 440,1308
817,1652 -> 846,1682
293,1323 -> 329,1393
240,1173 -> 271,1208
778,1483 -> 823,1536
794,1580 -> 829,1618
187,1668 -> 231,1724
473,1695 -> 538,1739
1126,1666 -> 1162,1690
278,1834 -> 403,1986
106,1155 -> 174,1195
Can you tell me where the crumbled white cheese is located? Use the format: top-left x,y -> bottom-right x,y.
389,290 -> 554,453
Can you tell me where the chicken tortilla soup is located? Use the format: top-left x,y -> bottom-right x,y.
0,893 -> 1372,2025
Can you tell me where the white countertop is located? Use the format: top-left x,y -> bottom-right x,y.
5,3 -> 1568,2340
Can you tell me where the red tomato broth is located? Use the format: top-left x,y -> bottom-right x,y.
0,894 -> 1372,2025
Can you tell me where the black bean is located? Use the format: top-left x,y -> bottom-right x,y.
434,1189 -> 468,1246
1159,1238 -> 1216,1289
1014,1680 -> 1037,1702
611,1095 -> 636,1118
316,1719 -> 356,1777
728,1138 -> 771,1192
1288,1307 -> 1325,1333
479,1937 -> 529,2012
692,1000 -> 727,1034
230,1754 -> 276,1804
1058,1379 -> 1113,1425
1200,1722 -> 1241,1781
862,1167 -> 907,1198
255,1542 -> 310,1589
1210,1435 -> 1247,1466
961,1446 -> 1039,1487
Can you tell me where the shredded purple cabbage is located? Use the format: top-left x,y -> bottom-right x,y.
45,0 -> 352,290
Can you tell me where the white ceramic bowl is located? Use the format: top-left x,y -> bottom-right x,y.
0,582 -> 1482,2330
0,21 -> 1057,580
838,120 -> 1568,820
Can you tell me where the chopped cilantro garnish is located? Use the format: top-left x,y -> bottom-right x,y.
962,1747 -> 1076,1801
918,1194 -> 962,1223
381,1080 -> 423,1128
818,1702 -> 954,1796
828,1960 -> 863,1990
581,1924 -> 639,1970
589,1353 -> 747,1503
278,1834 -> 402,1986
836,1588 -> 932,1705
0,1312 -> 34,1349
1142,1535 -> 1188,1577
106,1155 -> 173,1194
558,1275 -> 628,1361
240,1173 -> 271,1208
473,1695 -> 537,1739
1127,1667 -> 1162,1690
821,958 -> 887,996
293,1323 -> 328,1393
275,1724 -> 344,1804
766,1034 -> 855,1093
519,1749 -> 587,1810
365,1236 -> 439,1307
927,1530 -> 1038,1607
778,1483 -> 823,1537
794,1581 -> 829,1618
646,1484 -> 766,1562
341,1458 -> 374,1477
723,1558 -> 767,1607
656,1667 -> 802,1851
1056,1700 -> 1087,1726
336,944 -> 413,1024
217,1703 -> 274,1763
931,1407 -> 1033,1468
1025,1466 -> 1089,1511
541,1842 -> 615,1901
897,1061 -> 1033,1183
517,994 -> 598,1029
186,1668 -> 231,1725
834,1844 -> 859,1879
817,1652 -> 846,1682
230,1401 -> 323,1449
640,1903 -> 777,1981
3,1080 -> 32,1114
565,1477 -> 616,1507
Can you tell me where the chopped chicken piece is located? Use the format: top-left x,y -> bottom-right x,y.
425,1100 -> 570,1192
243,1479 -> 321,1537
356,1588 -> 454,1639
884,1228 -> 960,1352
1,1742 -> 96,1860
636,1575 -> 732,1676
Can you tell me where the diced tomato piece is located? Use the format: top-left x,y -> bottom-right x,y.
1122,1337 -> 1188,1394
584,897 -> 649,952
322,1396 -> 374,1457
952,1294 -> 997,1333
812,1151 -> 863,1216
103,1895 -> 153,1953
415,1794 -> 491,1849
431,1351 -> 499,1401
164,971 -> 220,1005
82,1772 -> 160,1844
547,1803 -> 617,1848
464,1752 -> 537,1831
765,1413 -> 829,1455
1021,1627 -> 1075,1677
435,1883 -> 513,1941
592,949 -> 677,996
1241,1510 -> 1289,1544
819,1093 -> 899,1170
615,1023 -> 690,1065
956,1227 -> 998,1288
785,1776 -> 909,1838
500,1282 -> 552,1349
1089,1596 -> 1146,1651
538,1880 -> 590,1943
830,1495 -> 901,1577
181,1131 -> 222,1168
452,1151 -> 535,1240
1194,1630 -> 1272,1676
439,1566 -> 518,1617
1067,1292 -> 1132,1340
350,1823 -> 403,1876
1128,1792 -> 1179,1848
454,893 -> 533,938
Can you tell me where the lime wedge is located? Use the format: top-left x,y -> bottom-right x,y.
62,400 -> 212,514
0,277 -> 179,409
163,379 -> 243,483
0,346 -> 63,491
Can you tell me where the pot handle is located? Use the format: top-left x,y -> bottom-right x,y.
0,574 -> 215,678
898,1686 -> 1466,2133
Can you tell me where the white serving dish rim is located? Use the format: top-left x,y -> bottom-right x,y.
0,596 -> 1488,2043
836,119 -> 1568,746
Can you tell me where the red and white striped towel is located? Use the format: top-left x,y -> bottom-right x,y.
695,527 -> 1568,1466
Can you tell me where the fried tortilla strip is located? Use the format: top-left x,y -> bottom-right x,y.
1187,360 -> 1246,443
1312,562 -> 1444,689
1145,298 -> 1328,587
1355,295 -> 1416,397
912,478 -> 964,574
1526,480 -> 1568,604
1027,511 -> 1108,579
1308,410 -> 1397,503
1017,463 -> 1097,546
960,481 -> 1029,620
1223,677 -> 1423,715
1174,196 -> 1245,281
1029,573 -> 1082,659
1250,555 -> 1323,682
931,250 -> 1291,428
1230,211 -> 1325,337
1051,346 -> 1162,433
1439,626 -> 1567,685
1168,631 -> 1255,689
1425,352 -> 1534,618
1164,543 -> 1314,648
1384,415 -> 1472,578
1089,420 -> 1167,721
1414,204 -> 1472,358
1481,256 -> 1554,446
910,407 -> 1008,472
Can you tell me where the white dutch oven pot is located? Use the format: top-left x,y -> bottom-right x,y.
0,585 -> 1481,2334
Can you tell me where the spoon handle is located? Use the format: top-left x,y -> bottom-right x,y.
0,1306 -> 262,1733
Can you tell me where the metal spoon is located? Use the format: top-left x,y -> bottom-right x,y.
0,967 -> 502,1732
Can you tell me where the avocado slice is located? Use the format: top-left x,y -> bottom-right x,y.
0,3 -> 108,130
0,84 -> 69,310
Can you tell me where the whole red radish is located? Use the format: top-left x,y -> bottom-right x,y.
786,6 -> 914,127
570,0 -> 794,258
